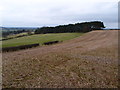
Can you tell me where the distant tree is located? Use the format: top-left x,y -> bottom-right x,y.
90,21 -> 105,30
27,31 -> 33,35
35,21 -> 105,34
22,29 -> 25,32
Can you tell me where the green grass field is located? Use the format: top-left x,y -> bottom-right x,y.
2,33 -> 84,48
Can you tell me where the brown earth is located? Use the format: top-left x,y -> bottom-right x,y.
2,30 -> 118,88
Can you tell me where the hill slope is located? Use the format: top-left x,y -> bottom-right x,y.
2,33 -> 83,48
2,30 -> 118,88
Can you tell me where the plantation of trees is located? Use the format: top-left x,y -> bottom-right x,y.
35,21 -> 105,34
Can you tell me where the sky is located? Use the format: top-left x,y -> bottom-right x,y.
0,0 -> 119,28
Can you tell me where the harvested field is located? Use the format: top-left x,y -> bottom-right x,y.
2,30 -> 118,88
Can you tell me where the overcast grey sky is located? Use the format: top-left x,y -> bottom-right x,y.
0,0 -> 119,28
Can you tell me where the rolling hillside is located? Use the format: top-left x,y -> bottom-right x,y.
2,33 -> 83,48
2,30 -> 118,88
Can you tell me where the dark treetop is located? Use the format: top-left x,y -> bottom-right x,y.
35,21 -> 105,34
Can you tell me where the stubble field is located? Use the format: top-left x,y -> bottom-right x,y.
2,30 -> 118,88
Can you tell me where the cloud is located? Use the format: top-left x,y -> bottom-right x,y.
0,0 -> 119,28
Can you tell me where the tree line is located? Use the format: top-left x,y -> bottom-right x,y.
2,29 -> 31,37
35,21 -> 105,34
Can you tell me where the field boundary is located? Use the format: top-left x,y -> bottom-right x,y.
2,43 -> 39,52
